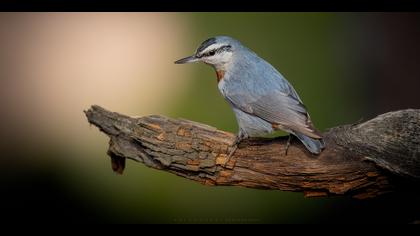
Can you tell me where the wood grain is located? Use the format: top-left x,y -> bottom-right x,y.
85,105 -> 420,199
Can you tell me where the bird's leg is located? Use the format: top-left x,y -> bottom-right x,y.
284,134 -> 292,156
223,131 -> 246,167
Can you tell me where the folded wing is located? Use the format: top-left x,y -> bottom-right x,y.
226,90 -> 322,139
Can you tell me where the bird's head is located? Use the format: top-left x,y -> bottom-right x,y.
175,36 -> 240,70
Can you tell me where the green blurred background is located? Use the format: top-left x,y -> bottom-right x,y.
0,12 -> 419,223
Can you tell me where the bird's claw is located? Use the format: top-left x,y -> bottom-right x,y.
223,133 -> 245,168
223,145 -> 238,168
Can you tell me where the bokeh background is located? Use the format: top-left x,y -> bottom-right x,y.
0,12 -> 419,223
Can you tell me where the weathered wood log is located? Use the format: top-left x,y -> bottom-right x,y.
84,105 -> 420,199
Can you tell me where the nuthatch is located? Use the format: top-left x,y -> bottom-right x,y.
175,36 -> 324,159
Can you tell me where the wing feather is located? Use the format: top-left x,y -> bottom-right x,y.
226,90 -> 322,139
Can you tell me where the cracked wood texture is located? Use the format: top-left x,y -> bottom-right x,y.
85,105 -> 420,199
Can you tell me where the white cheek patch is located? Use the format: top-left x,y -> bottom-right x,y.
218,52 -> 232,62
203,52 -> 232,65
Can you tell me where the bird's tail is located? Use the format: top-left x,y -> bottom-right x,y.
293,132 -> 325,155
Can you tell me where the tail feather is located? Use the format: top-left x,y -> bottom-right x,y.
293,132 -> 325,154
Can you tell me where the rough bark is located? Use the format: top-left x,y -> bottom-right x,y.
84,105 -> 420,199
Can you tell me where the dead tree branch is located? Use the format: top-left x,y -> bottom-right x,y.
85,105 -> 420,199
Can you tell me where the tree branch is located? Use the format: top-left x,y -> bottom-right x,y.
84,105 -> 420,199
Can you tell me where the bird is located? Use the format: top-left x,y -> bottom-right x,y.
175,36 -> 325,160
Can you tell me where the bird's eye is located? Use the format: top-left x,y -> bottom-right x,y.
208,50 -> 216,56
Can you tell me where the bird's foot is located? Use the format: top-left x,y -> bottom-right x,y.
224,145 -> 238,168
223,132 -> 246,168
284,134 -> 292,156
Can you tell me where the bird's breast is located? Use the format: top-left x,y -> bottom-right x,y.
217,74 -> 228,97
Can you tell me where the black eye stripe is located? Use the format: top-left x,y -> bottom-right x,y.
219,45 -> 232,52
199,45 -> 232,58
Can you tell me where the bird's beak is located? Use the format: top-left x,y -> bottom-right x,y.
174,55 -> 199,64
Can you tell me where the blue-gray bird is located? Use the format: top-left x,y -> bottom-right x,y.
175,36 -> 325,156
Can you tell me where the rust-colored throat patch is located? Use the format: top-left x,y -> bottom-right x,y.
216,70 -> 225,83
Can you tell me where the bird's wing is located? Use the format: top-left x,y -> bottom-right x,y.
226,89 -> 322,139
